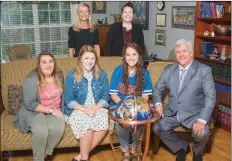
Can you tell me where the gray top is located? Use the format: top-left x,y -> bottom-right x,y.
13,71 -> 64,133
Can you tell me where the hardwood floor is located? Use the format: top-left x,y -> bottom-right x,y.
7,127 -> 231,161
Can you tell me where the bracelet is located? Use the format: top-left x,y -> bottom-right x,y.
49,108 -> 54,115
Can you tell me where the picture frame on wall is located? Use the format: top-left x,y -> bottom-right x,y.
171,6 -> 196,30
120,1 -> 149,30
155,29 -> 166,46
156,13 -> 166,27
92,1 -> 106,14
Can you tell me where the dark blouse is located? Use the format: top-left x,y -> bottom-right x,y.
122,27 -> 132,46
68,26 -> 99,57
106,23 -> 145,57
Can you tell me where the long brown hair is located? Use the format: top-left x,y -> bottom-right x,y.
34,52 -> 63,91
122,43 -> 145,96
75,45 -> 100,82
73,3 -> 95,32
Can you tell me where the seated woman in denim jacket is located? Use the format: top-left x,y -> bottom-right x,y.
64,45 -> 109,161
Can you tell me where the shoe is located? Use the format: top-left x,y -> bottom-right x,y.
72,154 -> 81,161
45,155 -> 52,161
130,146 -> 142,161
72,159 -> 87,161
121,152 -> 130,161
120,146 -> 130,161
176,145 -> 190,161
72,159 -> 78,161
193,152 -> 203,161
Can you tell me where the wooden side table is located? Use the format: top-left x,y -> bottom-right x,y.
108,108 -> 159,161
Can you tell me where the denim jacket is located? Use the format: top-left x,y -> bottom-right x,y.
64,69 -> 109,117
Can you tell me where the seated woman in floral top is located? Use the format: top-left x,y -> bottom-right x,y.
64,45 -> 109,161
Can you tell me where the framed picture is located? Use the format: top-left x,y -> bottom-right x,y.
120,1 -> 149,30
92,1 -> 106,14
155,29 -> 166,46
171,6 -> 196,30
215,4 -> 225,18
156,13 -> 166,27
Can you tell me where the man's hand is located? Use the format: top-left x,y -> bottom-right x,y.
193,120 -> 206,136
155,105 -> 164,119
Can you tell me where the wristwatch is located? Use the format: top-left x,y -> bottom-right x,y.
49,108 -> 54,115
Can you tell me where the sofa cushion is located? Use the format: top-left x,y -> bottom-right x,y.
1,111 -> 119,151
8,85 -> 23,115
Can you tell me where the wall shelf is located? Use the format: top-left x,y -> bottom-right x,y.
197,17 -> 231,24
194,1 -> 231,132
213,78 -> 231,86
195,57 -> 231,66
195,35 -> 231,43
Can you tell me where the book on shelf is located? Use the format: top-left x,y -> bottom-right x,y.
198,59 -> 231,84
215,83 -> 231,105
225,66 -> 231,82
200,1 -> 213,18
211,2 -> 217,18
200,1 -> 225,18
218,104 -> 231,131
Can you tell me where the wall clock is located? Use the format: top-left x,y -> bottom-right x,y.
157,1 -> 165,11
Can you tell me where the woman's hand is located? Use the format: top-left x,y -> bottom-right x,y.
93,104 -> 103,113
83,107 -> 96,117
52,109 -> 64,119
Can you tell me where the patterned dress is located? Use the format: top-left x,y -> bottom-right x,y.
65,73 -> 108,139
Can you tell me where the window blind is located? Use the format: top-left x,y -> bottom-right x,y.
1,1 -> 72,61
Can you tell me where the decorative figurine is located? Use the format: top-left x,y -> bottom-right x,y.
211,32 -> 215,37
213,46 -> 219,55
218,45 -> 227,61
204,29 -> 210,36
104,17 -> 108,24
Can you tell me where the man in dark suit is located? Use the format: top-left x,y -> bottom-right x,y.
152,39 -> 216,161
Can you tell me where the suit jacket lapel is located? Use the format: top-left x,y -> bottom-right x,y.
119,23 -> 123,45
178,60 -> 198,96
172,64 -> 179,97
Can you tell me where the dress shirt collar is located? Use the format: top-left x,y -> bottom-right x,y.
179,61 -> 193,71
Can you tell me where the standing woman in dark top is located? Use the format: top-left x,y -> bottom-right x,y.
68,3 -> 100,57
106,2 -> 145,56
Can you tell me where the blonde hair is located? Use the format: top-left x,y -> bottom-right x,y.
75,45 -> 100,82
73,3 -> 95,32
35,52 -> 63,92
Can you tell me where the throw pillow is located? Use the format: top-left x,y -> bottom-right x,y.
8,84 -> 23,115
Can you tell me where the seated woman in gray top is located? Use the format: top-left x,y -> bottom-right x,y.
13,52 -> 65,161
